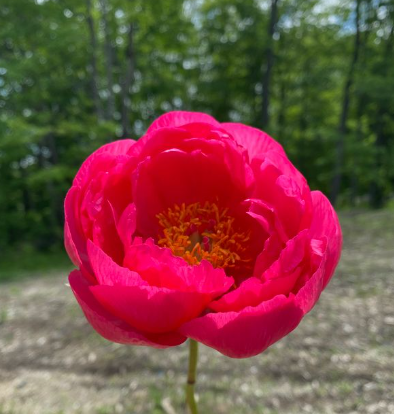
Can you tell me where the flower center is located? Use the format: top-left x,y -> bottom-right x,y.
156,201 -> 251,270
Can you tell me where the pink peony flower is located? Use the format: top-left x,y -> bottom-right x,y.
65,111 -> 342,358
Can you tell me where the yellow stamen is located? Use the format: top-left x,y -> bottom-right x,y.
156,201 -> 251,270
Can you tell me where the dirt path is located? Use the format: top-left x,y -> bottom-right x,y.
1,211 -> 394,414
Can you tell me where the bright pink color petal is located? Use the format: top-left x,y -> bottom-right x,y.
91,199 -> 124,265
180,295 -> 303,358
90,284 -> 211,334
310,191 -> 342,287
116,203 -> 136,247
124,238 -> 234,296
294,239 -> 327,313
87,241 -> 146,287
129,126 -> 253,194
212,231 -> 310,313
221,123 -> 285,160
254,160 -> 306,240
64,220 -> 81,268
261,230 -> 309,281
264,150 -> 308,192
69,270 -> 185,347
209,278 -> 266,312
132,149 -> 247,237
64,186 -> 92,275
147,111 -> 220,133
73,140 -> 135,187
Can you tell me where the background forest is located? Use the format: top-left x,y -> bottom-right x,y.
0,0 -> 393,259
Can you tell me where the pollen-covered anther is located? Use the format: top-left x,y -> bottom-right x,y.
156,201 -> 251,270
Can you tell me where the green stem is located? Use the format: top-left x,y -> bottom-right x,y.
186,339 -> 199,414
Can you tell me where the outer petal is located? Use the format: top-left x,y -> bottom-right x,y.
128,125 -> 254,194
64,220 -> 81,268
69,270 -> 185,347
255,162 -> 306,240
64,186 -> 92,275
87,241 -> 147,287
146,111 -> 220,133
179,294 -> 303,358
263,150 -> 309,196
90,284 -> 211,334
310,191 -> 342,287
221,123 -> 285,160
73,139 -> 135,187
295,240 -> 327,313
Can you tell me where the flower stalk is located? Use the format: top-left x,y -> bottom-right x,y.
186,339 -> 199,414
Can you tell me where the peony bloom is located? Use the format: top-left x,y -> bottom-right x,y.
65,111 -> 342,358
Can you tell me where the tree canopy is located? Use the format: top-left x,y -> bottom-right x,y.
0,0 -> 393,253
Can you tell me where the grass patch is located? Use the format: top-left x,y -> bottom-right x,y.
0,247 -> 72,283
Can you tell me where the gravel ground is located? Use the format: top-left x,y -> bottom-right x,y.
0,210 -> 393,414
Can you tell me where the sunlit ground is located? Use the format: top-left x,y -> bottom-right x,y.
1,210 -> 393,414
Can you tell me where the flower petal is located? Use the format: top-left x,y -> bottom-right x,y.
254,163 -> 306,240
294,239 -> 327,313
124,238 -> 234,296
117,203 -> 137,247
64,186 -> 92,275
180,294 -> 303,358
90,284 -> 211,334
221,123 -> 285,161
209,277 -> 266,312
147,111 -> 220,133
73,140 -> 135,187
69,270 -> 185,347
87,241 -> 147,287
310,191 -> 342,287
132,149 -> 247,237
64,219 -> 81,268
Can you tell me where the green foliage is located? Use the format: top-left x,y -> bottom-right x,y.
0,247 -> 71,282
0,0 -> 393,256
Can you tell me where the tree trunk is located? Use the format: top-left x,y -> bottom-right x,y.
369,25 -> 394,208
261,0 -> 279,129
121,23 -> 135,138
330,0 -> 361,205
99,0 -> 115,120
85,0 -> 104,121
277,78 -> 286,137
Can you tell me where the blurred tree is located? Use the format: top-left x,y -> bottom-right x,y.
0,0 -> 393,256
262,0 -> 279,129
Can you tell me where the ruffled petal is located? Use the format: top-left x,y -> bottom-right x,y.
294,239 -> 327,313
64,186 -> 92,275
310,191 -> 342,287
91,199 -> 124,265
254,161 -> 306,240
69,270 -> 185,347
116,203 -> 136,248
64,219 -> 81,268
179,294 -> 303,358
146,111 -> 220,133
90,284 -> 212,334
209,277 -> 266,312
132,149 -> 248,237
221,123 -> 285,161
73,140 -> 135,187
212,230 -> 310,313
87,241 -> 147,287
124,238 -> 234,296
